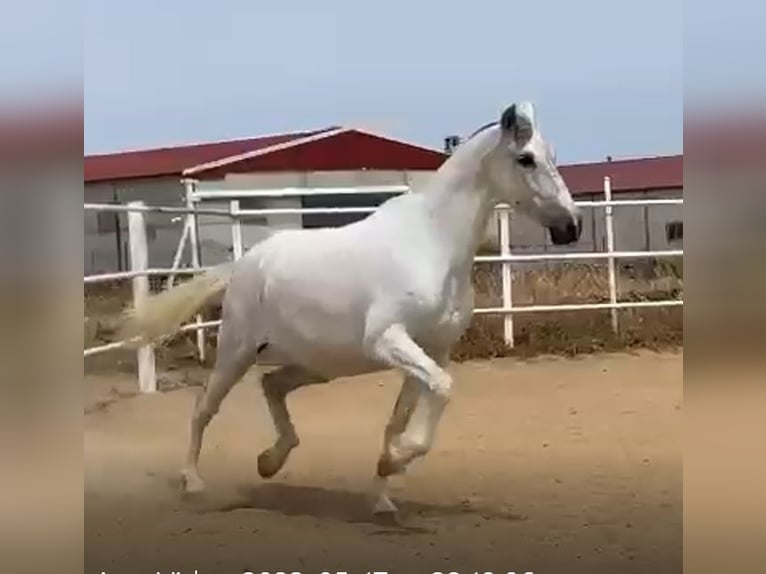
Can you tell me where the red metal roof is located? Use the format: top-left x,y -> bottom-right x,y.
84,126 -> 682,195
188,129 -> 448,180
84,127 -> 338,183
559,154 -> 683,195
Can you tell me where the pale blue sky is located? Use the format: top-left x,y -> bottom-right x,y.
81,0 -> 690,162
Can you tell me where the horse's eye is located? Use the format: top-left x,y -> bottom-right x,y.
517,152 -> 536,168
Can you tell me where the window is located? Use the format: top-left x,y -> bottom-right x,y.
666,221 -> 683,242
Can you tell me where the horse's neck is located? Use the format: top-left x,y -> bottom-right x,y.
421,129 -> 498,274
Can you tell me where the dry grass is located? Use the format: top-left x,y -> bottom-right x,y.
85,260 -> 682,373
453,260 -> 683,360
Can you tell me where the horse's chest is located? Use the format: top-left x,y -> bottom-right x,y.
412,293 -> 460,325
404,281 -> 470,341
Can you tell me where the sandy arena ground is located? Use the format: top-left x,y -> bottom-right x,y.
85,350 -> 682,574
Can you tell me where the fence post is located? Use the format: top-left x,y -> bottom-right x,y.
127,201 -> 157,393
499,207 -> 515,347
184,178 -> 206,363
230,199 -> 243,260
164,217 -> 190,290
604,176 -> 619,334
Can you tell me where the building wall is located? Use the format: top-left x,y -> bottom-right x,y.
84,169 -> 440,272
195,172 -> 306,265
482,188 -> 683,264
85,173 -> 682,276
590,188 -> 683,252
300,169 -> 434,228
644,188 -> 683,250
84,182 -> 121,273
84,176 -> 186,274
194,169 -> 440,264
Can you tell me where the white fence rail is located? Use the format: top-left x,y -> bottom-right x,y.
84,177 -> 683,393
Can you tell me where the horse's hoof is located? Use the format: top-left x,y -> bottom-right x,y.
180,470 -> 205,494
372,494 -> 398,515
257,449 -> 285,478
372,503 -> 401,527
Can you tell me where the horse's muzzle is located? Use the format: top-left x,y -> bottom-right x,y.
548,212 -> 582,245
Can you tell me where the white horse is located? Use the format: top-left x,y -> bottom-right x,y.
122,101 -> 582,515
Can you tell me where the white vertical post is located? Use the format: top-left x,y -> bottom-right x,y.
499,207 -> 514,347
184,178 -> 206,363
127,201 -> 157,393
604,176 -> 619,334
230,199 -> 243,260
164,217 -> 191,290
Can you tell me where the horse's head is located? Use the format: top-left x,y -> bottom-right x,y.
483,102 -> 582,245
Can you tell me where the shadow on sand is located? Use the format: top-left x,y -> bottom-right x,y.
181,481 -> 527,536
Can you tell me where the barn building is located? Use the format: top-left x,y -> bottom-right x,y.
506,153 -> 683,257
84,126 -> 682,274
84,127 -> 445,272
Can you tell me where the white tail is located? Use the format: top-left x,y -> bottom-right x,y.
120,263 -> 236,345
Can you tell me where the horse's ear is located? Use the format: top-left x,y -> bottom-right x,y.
500,104 -> 517,131
500,102 -> 535,145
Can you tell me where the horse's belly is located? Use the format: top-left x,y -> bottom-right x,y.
259,305 -> 381,377
264,335 -> 381,378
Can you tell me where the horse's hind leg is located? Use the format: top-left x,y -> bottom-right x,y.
180,323 -> 257,494
257,364 -> 328,478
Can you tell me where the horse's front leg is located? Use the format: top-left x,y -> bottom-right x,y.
367,324 -> 452,513
384,373 -> 450,473
372,374 -> 419,514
